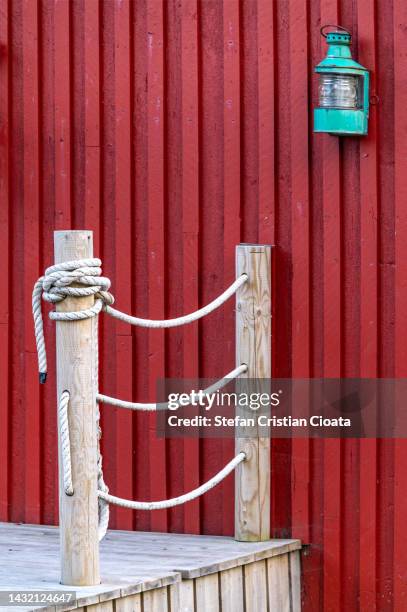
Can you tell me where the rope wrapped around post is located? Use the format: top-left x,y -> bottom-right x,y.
33,257 -> 249,541
32,258 -> 114,383
33,259 -> 247,382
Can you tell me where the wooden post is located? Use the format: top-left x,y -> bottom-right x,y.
55,230 -> 100,585
235,244 -> 271,541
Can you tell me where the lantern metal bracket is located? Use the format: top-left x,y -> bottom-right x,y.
320,24 -> 351,38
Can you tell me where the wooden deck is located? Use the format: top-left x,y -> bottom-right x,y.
0,523 -> 301,611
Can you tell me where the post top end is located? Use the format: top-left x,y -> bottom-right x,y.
54,230 -> 93,237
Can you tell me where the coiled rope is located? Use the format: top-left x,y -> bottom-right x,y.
33,258 -> 248,541
32,258 -> 114,383
98,452 -> 246,511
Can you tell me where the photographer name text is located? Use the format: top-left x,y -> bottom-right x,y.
167,415 -> 351,428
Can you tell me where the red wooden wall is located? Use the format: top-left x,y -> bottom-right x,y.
1,0 -> 407,609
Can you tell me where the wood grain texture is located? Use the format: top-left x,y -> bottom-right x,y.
114,594 -> 142,612
244,560 -> 268,612
195,574 -> 220,611
85,602 -> 113,612
0,523 -> 300,612
235,245 -> 271,541
289,550 -> 301,612
54,231 -> 99,585
219,566 -> 244,612
169,580 -> 194,612
142,587 -> 168,612
267,553 -> 290,612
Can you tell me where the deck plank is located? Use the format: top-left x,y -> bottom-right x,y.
0,523 -> 300,611
244,560 -> 268,612
169,580 -> 194,612
219,567 -> 244,612
289,550 -> 302,612
142,587 -> 168,612
195,574 -> 220,611
267,553 -> 290,612
115,594 -> 142,612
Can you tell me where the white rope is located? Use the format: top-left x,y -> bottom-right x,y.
32,259 -> 114,382
58,388 -> 109,540
96,364 -> 248,411
58,391 -> 73,497
32,279 -> 48,383
104,274 -> 248,328
32,260 -> 112,538
94,316 -> 110,542
98,452 -> 245,511
32,258 -> 248,538
33,259 -> 247,381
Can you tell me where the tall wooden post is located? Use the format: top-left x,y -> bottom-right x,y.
235,244 -> 271,541
55,230 -> 100,585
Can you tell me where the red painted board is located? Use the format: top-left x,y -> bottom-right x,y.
182,0 -> 200,535
0,0 -> 9,523
358,1 -> 378,609
393,0 -> 407,608
23,0 -> 40,524
147,0 -> 167,532
289,0 -> 311,547
0,3 -> 405,610
222,0 -> 240,537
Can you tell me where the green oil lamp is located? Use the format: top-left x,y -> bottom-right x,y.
314,25 -> 369,136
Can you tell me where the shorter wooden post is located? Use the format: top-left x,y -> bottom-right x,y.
55,231 -> 100,585
235,244 -> 271,541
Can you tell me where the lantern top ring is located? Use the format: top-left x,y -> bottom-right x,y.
320,24 -> 352,40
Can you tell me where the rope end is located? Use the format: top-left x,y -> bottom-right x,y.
39,372 -> 47,384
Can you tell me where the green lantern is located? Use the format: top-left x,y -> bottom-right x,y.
314,25 -> 369,136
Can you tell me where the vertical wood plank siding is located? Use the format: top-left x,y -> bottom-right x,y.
0,0 -> 404,609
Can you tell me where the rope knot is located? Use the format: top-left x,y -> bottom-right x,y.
32,258 -> 113,383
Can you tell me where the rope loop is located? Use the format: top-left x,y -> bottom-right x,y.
320,24 -> 351,38
32,259 -> 114,382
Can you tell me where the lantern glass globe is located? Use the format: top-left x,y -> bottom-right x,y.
318,74 -> 360,109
